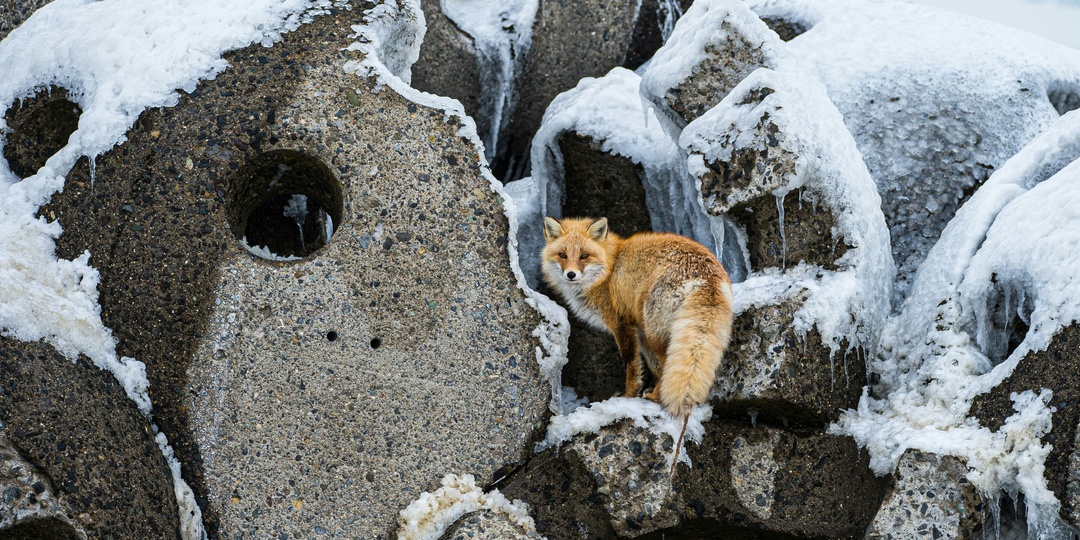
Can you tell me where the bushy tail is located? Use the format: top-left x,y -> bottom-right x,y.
660,291 -> 732,475
658,296 -> 732,419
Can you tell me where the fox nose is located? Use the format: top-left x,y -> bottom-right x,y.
566,270 -> 577,280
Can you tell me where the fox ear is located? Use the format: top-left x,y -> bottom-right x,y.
543,217 -> 564,241
588,218 -> 608,241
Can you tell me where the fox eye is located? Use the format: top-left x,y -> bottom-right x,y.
580,253 -> 590,260
558,252 -> 567,260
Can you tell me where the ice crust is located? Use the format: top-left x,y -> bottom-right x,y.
438,0 -> 538,162
836,111 -> 1080,538
745,0 -> 1080,303
397,473 -> 543,540
680,64 -> 894,356
537,397 -> 711,471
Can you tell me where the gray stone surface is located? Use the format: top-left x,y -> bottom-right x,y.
0,425 -> 83,539
443,509 -> 539,540
971,324 -> 1080,529
7,2 -> 554,538
0,0 -> 52,42
718,302 -> 864,427
0,341 -> 181,539
866,450 -> 982,540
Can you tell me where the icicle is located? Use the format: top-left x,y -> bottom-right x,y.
89,154 -> 97,191
657,0 -> 683,42
748,408 -> 759,427
284,194 -> 308,250
776,193 -> 787,270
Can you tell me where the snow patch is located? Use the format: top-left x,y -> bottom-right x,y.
397,473 -> 543,540
537,397 -> 711,470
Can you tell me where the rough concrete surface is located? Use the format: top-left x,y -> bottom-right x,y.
717,302 -> 865,427
0,425 -> 82,539
6,2 -> 553,538
866,450 -> 983,540
444,509 -> 539,540
0,341 -> 180,539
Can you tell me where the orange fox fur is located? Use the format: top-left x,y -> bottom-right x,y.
541,216 -> 734,421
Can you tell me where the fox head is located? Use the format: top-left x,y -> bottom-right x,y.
541,217 -> 612,289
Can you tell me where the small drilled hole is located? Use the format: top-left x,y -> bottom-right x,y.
326,331 -> 338,342
370,337 -> 382,350
227,149 -> 344,260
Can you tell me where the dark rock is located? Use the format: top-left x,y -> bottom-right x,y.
410,1 -> 482,142
675,421 -> 889,538
971,324 -> 1080,528
0,341 -> 180,538
504,418 -> 887,538
3,86 -> 81,179
556,132 -> 653,402
559,134 -> 651,238
497,449 -> 619,540
504,0 -> 680,177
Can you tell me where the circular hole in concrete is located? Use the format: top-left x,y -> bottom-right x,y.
326,330 -> 338,342
227,149 -> 343,260
370,337 -> 382,350
1047,83 -> 1080,116
3,87 -> 82,178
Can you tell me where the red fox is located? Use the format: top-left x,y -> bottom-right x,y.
542,217 -> 733,469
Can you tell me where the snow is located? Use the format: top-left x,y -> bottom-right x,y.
639,0 -> 785,139
438,0 -> 538,162
743,0 -> 1080,304
397,473 -> 543,540
536,397 -> 712,470
834,111 -> 1080,537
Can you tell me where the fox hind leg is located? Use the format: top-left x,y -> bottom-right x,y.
614,325 -> 646,398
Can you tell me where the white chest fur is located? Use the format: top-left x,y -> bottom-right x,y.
558,285 -> 609,333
